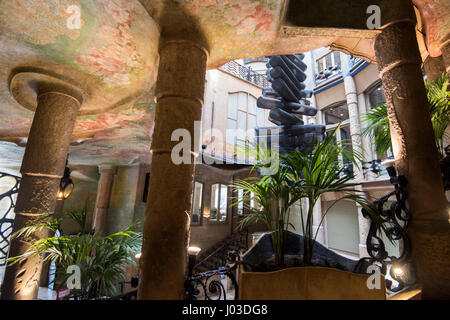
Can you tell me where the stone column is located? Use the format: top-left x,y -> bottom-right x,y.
1,89 -> 81,300
374,21 -> 450,299
39,199 -> 64,287
440,40 -> 450,76
92,165 -> 117,236
137,39 -> 207,300
344,75 -> 371,258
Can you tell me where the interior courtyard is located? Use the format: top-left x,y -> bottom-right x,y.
0,0 -> 449,301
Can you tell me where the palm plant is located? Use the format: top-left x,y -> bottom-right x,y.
8,204 -> 142,300
233,127 -> 382,267
233,143 -> 297,266
363,74 -> 450,159
282,126 -> 380,265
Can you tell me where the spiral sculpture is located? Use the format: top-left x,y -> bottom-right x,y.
256,54 -> 325,153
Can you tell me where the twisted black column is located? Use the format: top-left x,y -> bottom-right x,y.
256,54 -> 325,153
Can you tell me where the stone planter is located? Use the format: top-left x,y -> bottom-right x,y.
238,231 -> 387,300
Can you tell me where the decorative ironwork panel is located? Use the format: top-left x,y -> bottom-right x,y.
185,266 -> 239,300
354,165 -> 416,293
0,172 -> 20,266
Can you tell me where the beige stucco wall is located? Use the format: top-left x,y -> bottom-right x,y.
201,69 -> 269,159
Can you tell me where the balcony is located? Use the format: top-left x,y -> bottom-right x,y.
219,60 -> 269,88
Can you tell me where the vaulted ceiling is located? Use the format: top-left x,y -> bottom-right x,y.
0,0 -> 448,167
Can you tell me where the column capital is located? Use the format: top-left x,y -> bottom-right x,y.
98,164 -> 118,174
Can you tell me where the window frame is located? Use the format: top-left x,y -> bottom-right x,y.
209,183 -> 229,223
191,181 -> 204,226
226,91 -> 260,149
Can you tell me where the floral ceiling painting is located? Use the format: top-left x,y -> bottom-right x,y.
0,0 -> 448,167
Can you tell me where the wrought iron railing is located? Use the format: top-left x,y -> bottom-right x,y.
219,61 -> 269,88
192,228 -> 248,273
0,172 -> 20,267
354,163 -> 416,293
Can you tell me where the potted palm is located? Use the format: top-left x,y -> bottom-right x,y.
7,204 -> 142,300
233,127 -> 387,299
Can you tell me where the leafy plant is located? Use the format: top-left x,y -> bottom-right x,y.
282,125 -> 381,265
363,74 -> 450,159
233,126 -> 384,267
8,204 -> 142,300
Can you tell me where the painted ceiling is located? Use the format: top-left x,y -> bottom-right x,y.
0,0 -> 448,167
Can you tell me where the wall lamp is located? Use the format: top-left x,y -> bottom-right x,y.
57,158 -> 74,200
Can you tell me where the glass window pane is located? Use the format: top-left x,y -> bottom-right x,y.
257,108 -> 266,127
237,110 -> 247,132
369,84 -> 386,107
324,104 -> 349,125
237,189 -> 244,216
226,119 -> 237,144
191,182 -> 203,224
210,184 -> 220,221
247,114 -> 256,142
325,54 -> 332,69
219,185 -> 228,222
238,92 -> 247,111
340,126 -> 353,164
333,51 -> 341,68
228,93 -> 238,120
317,59 -> 324,73
248,95 -> 257,115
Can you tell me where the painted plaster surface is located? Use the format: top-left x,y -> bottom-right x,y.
0,0 -> 448,166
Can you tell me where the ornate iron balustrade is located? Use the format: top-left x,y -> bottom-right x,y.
192,228 -> 248,273
219,61 -> 269,88
354,163 -> 416,293
185,264 -> 239,300
0,172 -> 20,267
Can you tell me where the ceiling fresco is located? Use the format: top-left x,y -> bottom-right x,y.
0,0 -> 448,167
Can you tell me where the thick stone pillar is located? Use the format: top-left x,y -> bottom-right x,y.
39,199 -> 64,287
137,39 -> 207,300
1,89 -> 81,300
375,21 -> 450,299
92,165 -> 117,236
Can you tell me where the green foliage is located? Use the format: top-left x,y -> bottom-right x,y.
233,126 -> 384,266
8,205 -> 142,300
363,75 -> 450,159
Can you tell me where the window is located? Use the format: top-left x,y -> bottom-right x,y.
227,92 -> 264,153
191,181 -> 203,225
237,188 -> 244,216
210,184 -> 228,222
323,103 -> 353,176
315,51 -> 342,82
368,83 -> 386,107
323,104 -> 349,125
366,83 -> 392,175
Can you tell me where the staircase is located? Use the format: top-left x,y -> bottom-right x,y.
192,229 -> 249,273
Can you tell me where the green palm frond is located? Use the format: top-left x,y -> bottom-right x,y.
363,74 -> 450,159
7,205 -> 142,299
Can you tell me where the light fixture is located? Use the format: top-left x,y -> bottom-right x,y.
57,158 -> 74,200
135,252 -> 142,259
393,267 -> 404,277
187,246 -> 202,276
